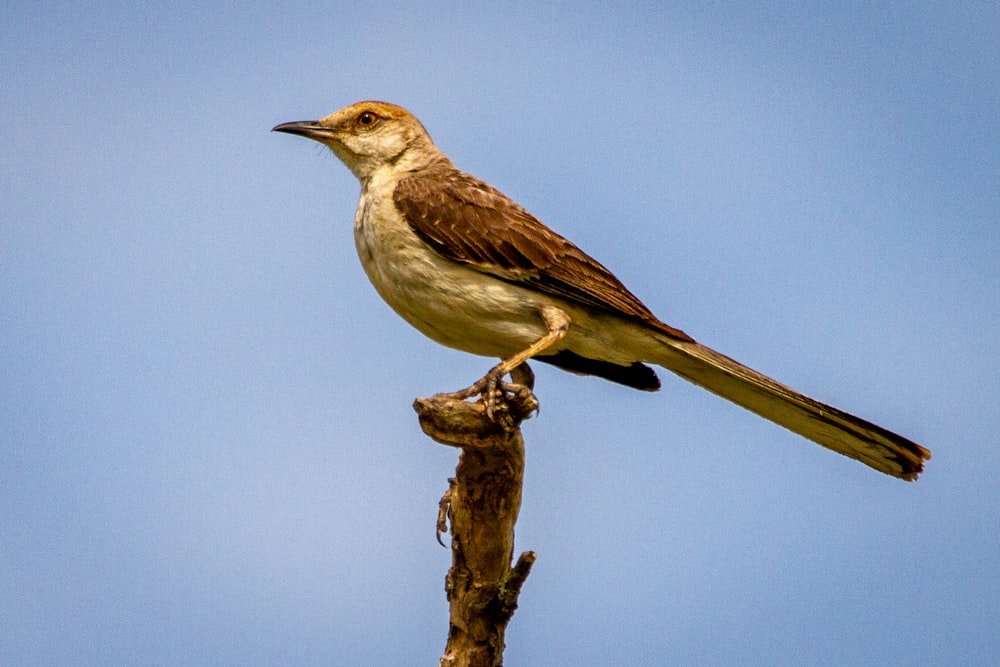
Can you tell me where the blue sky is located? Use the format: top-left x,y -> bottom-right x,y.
3,3 -> 998,665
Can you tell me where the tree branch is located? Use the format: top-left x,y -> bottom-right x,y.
413,389 -> 538,667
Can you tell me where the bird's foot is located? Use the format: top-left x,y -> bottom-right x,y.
441,362 -> 538,430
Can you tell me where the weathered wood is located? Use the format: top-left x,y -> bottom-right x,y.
413,389 -> 538,667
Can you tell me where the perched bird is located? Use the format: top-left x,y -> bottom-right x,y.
273,101 -> 930,480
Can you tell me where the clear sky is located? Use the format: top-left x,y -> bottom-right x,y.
3,3 -> 998,665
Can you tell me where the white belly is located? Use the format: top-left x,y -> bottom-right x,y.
353,191 -> 550,359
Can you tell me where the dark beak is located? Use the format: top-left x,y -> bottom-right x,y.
271,120 -> 328,139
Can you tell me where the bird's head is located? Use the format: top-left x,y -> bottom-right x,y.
273,101 -> 439,182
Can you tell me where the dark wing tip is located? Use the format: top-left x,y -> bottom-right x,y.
536,351 -> 661,391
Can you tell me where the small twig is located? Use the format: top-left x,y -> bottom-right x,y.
498,550 -> 537,621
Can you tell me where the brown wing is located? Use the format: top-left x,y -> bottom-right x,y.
393,168 -> 693,342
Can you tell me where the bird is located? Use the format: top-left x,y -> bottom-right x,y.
272,101 -> 930,481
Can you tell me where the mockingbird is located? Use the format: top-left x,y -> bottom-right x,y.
273,101 -> 929,480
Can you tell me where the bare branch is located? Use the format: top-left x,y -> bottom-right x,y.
413,389 -> 537,667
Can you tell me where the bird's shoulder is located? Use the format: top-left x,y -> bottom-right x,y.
393,166 -> 563,274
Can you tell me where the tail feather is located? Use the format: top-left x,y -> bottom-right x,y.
652,338 -> 930,480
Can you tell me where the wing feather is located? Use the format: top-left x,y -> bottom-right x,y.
393,168 -> 693,342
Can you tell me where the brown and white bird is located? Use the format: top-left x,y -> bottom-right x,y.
273,101 -> 930,480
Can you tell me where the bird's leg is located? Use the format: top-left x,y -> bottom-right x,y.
445,306 -> 569,422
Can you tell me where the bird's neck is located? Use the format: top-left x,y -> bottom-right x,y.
356,141 -> 453,188
393,138 -> 453,174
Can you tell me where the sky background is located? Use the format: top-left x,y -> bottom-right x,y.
3,2 -> 999,665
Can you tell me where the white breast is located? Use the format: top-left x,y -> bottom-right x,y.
352,178 -> 550,359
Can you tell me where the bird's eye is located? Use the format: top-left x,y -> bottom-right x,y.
357,111 -> 379,128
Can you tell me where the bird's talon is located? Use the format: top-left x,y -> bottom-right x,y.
438,366 -> 535,427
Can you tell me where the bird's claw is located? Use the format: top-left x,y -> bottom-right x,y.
442,364 -> 538,429
436,479 -> 455,547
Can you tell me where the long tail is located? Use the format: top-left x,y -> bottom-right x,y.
651,337 -> 930,480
